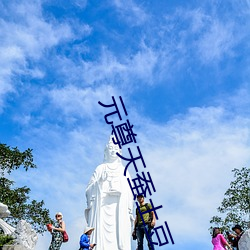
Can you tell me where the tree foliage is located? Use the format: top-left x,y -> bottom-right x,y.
210,167 -> 250,232
0,143 -> 52,233
0,144 -> 36,175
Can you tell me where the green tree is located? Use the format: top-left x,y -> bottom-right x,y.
0,143 -> 52,233
210,167 -> 250,232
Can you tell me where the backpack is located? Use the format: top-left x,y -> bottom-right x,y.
136,203 -> 153,227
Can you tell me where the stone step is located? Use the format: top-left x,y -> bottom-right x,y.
1,245 -> 26,250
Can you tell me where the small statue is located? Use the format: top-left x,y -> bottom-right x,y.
0,202 -> 15,235
13,220 -> 38,250
0,202 -> 38,250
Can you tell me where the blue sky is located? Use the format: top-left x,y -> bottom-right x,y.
1,0 -> 250,249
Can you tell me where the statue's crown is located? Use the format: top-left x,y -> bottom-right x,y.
108,135 -> 117,145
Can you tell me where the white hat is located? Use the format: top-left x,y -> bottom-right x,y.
55,212 -> 63,218
84,227 -> 95,234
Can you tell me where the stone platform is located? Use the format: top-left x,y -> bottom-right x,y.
1,245 -> 26,250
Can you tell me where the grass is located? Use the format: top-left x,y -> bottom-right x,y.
0,234 -> 14,247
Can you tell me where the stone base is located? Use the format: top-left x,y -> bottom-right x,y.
1,245 -> 26,250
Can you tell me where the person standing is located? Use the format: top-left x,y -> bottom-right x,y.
133,194 -> 156,250
79,227 -> 96,250
230,225 -> 244,250
48,212 -> 66,250
211,227 -> 232,250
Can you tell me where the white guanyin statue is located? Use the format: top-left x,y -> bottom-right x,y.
85,135 -> 134,250
239,228 -> 250,250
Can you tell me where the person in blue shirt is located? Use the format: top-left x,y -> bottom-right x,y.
79,227 -> 96,250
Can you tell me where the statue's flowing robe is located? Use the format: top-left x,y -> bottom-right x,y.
239,229 -> 250,250
85,163 -> 133,250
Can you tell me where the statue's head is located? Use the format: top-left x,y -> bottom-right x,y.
104,135 -> 122,163
0,202 -> 10,218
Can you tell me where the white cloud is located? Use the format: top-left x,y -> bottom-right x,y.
127,43 -> 158,84
48,84 -> 119,120
0,1 -> 74,110
224,84 -> 250,115
189,8 -> 210,33
81,45 -> 158,86
196,20 -> 235,63
73,0 -> 87,9
159,7 -> 240,67
112,0 -> 148,26
82,48 -> 127,85
0,2 -> 73,58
